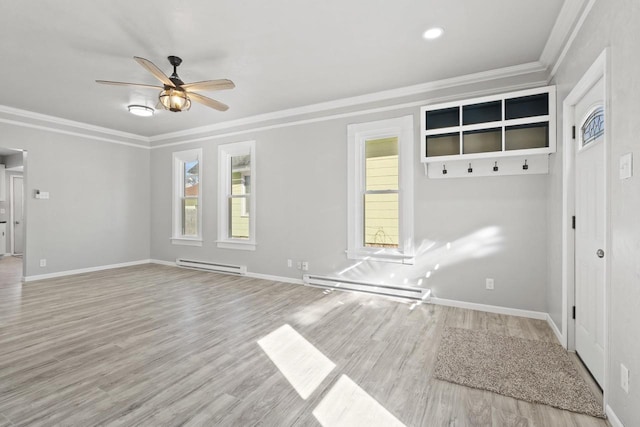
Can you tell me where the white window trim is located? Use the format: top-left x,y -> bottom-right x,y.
172,148 -> 203,246
217,140 -> 256,251
347,115 -> 414,263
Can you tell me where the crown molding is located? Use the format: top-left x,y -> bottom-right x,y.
149,61 -> 547,144
540,0 -> 588,69
151,80 -> 546,150
1,63 -> 553,150
0,117 -> 150,149
0,2 -> 593,148
549,0 -> 597,80
0,105 -> 149,148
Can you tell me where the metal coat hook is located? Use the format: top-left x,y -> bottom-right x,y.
467,163 -> 473,173
522,159 -> 529,170
493,161 -> 499,172
442,164 -> 447,175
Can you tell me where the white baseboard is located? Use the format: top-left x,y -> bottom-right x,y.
150,259 -> 177,267
245,271 -> 304,285
606,405 -> 624,427
24,259 -> 152,282
151,258 -> 304,285
430,297 -> 548,320
546,313 -> 565,346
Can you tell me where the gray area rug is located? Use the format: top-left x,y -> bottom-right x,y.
434,327 -> 604,418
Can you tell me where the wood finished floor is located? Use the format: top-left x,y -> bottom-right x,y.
0,260 -> 609,427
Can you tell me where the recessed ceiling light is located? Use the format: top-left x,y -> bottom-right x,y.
423,27 -> 444,40
128,105 -> 154,117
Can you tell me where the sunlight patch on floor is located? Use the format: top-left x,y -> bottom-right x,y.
258,324 -> 335,399
313,375 -> 406,427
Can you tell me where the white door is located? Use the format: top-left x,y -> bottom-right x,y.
11,176 -> 24,255
574,77 -> 606,386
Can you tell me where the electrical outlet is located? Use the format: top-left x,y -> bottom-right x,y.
39,259 -> 47,267
287,259 -> 292,268
621,363 -> 629,393
486,278 -> 494,290
302,261 -> 309,271
296,261 -> 302,270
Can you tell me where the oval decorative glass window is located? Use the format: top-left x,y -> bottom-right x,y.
581,106 -> 604,147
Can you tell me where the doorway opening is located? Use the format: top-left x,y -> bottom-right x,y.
0,147 -> 26,285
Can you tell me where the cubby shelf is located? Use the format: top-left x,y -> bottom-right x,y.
420,86 -> 556,177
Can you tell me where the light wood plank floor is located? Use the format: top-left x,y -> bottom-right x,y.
0,263 -> 609,426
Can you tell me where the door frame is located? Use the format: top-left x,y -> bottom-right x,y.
9,174 -> 24,255
561,49 -> 610,404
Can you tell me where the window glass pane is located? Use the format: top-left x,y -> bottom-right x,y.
231,155 -> 251,195
365,137 -> 398,191
182,197 -> 198,236
184,160 -> 199,197
229,196 -> 250,239
364,193 -> 398,248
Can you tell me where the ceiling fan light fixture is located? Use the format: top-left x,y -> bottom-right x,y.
127,105 -> 154,117
159,88 -> 191,112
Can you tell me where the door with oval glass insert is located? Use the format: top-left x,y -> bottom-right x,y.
574,76 -> 605,387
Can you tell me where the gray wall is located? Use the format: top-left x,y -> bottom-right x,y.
549,0 -> 640,423
0,124 -> 151,277
151,103 -> 548,313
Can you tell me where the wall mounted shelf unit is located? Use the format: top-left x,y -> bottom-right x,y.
420,86 -> 556,178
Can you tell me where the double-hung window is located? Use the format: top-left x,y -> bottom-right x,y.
347,115 -> 414,263
217,140 -> 256,250
172,148 -> 202,246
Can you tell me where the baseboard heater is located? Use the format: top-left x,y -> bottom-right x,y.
175,258 -> 247,275
303,274 -> 430,301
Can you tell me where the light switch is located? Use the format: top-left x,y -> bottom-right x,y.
620,153 -> 633,180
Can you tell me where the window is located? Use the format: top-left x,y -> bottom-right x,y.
217,141 -> 256,250
172,148 -> 202,246
347,116 -> 414,263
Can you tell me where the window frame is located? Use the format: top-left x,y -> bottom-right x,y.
171,148 -> 203,246
347,115 -> 414,263
217,140 -> 257,251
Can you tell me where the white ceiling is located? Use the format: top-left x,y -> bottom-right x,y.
0,0 -> 566,138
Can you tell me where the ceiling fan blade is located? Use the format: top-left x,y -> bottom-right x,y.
188,92 -> 229,111
96,80 -> 163,90
133,56 -> 175,87
181,79 -> 235,92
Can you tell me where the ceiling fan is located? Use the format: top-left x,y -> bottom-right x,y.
96,56 -> 234,112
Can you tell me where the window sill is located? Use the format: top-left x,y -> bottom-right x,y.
171,237 -> 203,247
216,240 -> 257,251
346,249 -> 414,264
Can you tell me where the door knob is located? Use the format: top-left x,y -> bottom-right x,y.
596,249 -> 605,258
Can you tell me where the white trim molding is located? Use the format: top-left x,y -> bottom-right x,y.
0,105 -> 149,149
540,0 -> 589,69
561,48 -> 610,409
150,62 -> 546,145
549,0 -> 597,80
347,115 -> 414,263
430,297 -> 548,320
172,148 -> 203,244
24,259 -> 151,282
606,405 -> 625,427
546,314 -> 564,346
217,140 -> 257,251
